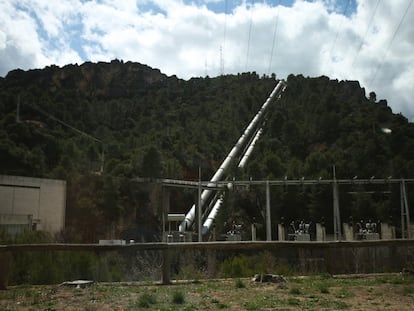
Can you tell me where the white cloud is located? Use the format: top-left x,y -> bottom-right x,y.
0,0 -> 413,119
0,30 -> 7,50
0,1 -> 42,73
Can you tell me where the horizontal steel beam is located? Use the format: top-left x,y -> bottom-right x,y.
2,239 -> 414,252
135,177 -> 414,189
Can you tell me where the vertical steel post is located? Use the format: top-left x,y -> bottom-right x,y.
402,180 -> 411,239
266,180 -> 272,241
162,187 -> 170,242
332,165 -> 342,240
251,223 -> 256,241
162,187 -> 165,242
401,181 -> 406,239
401,179 -> 410,239
198,167 -> 202,242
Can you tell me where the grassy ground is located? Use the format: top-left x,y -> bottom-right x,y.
1,274 -> 414,310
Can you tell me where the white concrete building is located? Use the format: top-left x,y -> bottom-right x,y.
0,175 -> 66,235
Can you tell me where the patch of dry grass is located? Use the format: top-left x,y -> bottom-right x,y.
1,274 -> 413,310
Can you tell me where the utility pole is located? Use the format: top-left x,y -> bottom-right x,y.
219,45 -> 224,76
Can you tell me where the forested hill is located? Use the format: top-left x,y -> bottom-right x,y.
1,60 -> 413,242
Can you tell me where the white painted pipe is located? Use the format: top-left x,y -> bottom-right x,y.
238,128 -> 263,168
179,80 -> 286,233
201,196 -> 224,235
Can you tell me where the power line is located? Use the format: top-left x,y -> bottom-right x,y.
30,103 -> 102,143
268,0 -> 281,76
28,101 -> 105,173
327,0 -> 351,69
245,0 -> 254,71
350,0 -> 381,70
223,0 -> 228,43
368,0 -> 413,88
220,0 -> 228,76
220,45 -> 224,76
319,0 -> 351,98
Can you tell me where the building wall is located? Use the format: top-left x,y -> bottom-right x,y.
0,175 -> 66,234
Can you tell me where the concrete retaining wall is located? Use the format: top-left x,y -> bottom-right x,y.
1,240 -> 414,288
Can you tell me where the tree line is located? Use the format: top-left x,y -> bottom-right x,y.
1,60 -> 413,241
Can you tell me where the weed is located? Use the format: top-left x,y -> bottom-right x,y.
0,290 -> 18,300
204,280 -> 221,290
172,291 -> 185,304
318,284 -> 330,294
235,279 -> 246,289
289,287 -> 301,295
274,263 -> 293,276
220,256 -> 253,278
2,274 -> 413,310
374,276 -> 410,285
402,286 -> 414,295
136,292 -> 157,308
320,298 -> 349,309
319,272 -> 332,279
30,292 -> 42,305
177,265 -> 204,281
243,300 -> 261,310
287,297 -> 300,305
332,300 -> 350,309
335,288 -> 354,299
217,302 -> 229,309
388,277 -> 404,285
290,277 -> 306,284
372,277 -> 388,285
211,298 -> 228,309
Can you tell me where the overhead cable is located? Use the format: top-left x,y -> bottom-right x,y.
220,0 -> 228,75
327,0 -> 351,67
368,0 -> 413,88
268,0 -> 281,76
245,0 -> 254,71
350,0 -> 381,70
29,102 -> 102,143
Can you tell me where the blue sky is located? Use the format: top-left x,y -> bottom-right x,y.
0,0 -> 413,120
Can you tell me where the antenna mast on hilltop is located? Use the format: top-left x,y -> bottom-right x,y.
220,45 -> 224,76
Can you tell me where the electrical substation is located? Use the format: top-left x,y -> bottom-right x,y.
159,81 -> 412,243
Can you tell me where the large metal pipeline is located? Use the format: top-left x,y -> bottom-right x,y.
238,127 -> 263,168
201,196 -> 224,235
200,128 -> 262,236
179,80 -> 286,233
